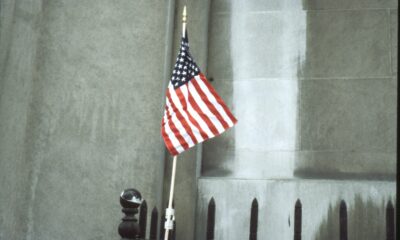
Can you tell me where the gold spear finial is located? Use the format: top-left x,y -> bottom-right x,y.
182,5 -> 187,23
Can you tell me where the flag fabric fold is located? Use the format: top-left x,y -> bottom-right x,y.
161,33 -> 237,156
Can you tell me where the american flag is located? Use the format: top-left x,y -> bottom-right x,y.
161,34 -> 237,156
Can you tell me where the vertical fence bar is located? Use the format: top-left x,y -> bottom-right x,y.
172,220 -> 176,240
386,200 -> 395,240
139,200 -> 147,239
249,198 -> 258,240
159,212 -> 176,239
207,197 -> 216,240
150,207 -> 158,240
339,200 -> 348,240
160,213 -> 165,240
294,199 -> 302,240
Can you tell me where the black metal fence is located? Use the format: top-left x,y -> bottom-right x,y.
203,198 -> 395,240
120,190 -> 395,240
118,188 -> 176,240
136,200 -> 176,240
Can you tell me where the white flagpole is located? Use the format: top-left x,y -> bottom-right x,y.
164,6 -> 186,240
164,155 -> 177,240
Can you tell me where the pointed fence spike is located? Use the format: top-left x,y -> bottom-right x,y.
207,197 -> 216,240
386,200 -> 395,240
339,200 -> 348,240
149,207 -> 158,240
249,198 -> 258,240
294,199 -> 302,240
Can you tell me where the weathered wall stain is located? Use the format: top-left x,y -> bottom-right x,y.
315,195 -> 396,240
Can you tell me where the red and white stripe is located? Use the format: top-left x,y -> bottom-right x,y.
161,73 -> 237,156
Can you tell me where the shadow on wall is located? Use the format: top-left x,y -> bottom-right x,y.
201,0 -> 235,177
315,195 -> 396,240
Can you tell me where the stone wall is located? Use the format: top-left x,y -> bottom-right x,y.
0,0 -> 397,239
197,0 -> 397,239
202,0 -> 397,180
0,1 -> 172,239
0,1 -> 42,239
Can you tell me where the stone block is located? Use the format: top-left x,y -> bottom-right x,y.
303,10 -> 391,78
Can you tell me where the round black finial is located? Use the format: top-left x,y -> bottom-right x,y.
118,188 -> 143,239
120,188 -> 142,208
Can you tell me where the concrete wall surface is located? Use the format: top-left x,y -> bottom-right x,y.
0,1 -> 42,239
0,0 -> 397,240
197,0 -> 397,239
202,0 -> 398,180
0,0 -> 171,239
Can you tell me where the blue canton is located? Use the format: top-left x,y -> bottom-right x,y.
171,34 -> 200,89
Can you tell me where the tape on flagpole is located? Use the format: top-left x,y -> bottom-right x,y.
164,207 -> 175,230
